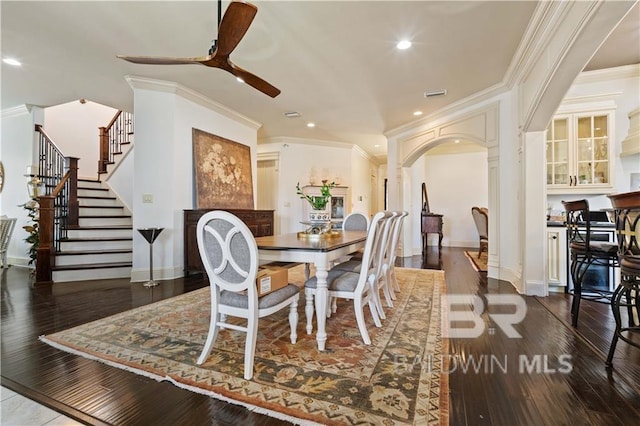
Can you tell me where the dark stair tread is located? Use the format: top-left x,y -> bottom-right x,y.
56,249 -> 133,256
79,205 -> 124,209
78,186 -> 109,192
53,262 -> 133,271
67,225 -> 133,230
79,195 -> 117,200
61,236 -> 132,242
78,178 -> 102,184
80,214 -> 132,219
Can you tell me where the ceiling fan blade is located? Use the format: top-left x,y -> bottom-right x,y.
215,1 -> 257,57
117,55 -> 211,65
224,60 -> 281,98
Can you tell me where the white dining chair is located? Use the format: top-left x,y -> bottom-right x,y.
0,216 -> 17,269
195,210 -> 300,380
333,211 -> 396,319
382,211 -> 408,297
303,211 -> 392,345
342,211 -> 369,231
369,211 -> 398,319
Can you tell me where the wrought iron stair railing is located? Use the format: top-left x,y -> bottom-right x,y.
99,111 -> 133,174
34,124 -> 78,285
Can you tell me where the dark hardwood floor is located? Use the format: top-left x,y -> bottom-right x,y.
2,247 -> 639,425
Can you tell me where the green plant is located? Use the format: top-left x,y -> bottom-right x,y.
296,180 -> 336,210
20,199 -> 39,265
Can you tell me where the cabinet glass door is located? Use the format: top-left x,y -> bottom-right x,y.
546,118 -> 569,185
576,115 -> 609,185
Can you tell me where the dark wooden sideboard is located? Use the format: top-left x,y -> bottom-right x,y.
183,209 -> 274,276
421,212 -> 443,252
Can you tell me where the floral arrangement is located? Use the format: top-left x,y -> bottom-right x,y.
296,180 -> 336,210
20,199 -> 39,266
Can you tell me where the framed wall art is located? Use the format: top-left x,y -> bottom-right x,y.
192,128 -> 254,209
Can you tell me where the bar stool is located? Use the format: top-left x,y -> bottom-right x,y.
562,199 -> 618,327
606,190 -> 640,367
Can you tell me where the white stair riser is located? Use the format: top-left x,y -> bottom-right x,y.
60,240 -> 132,251
77,180 -> 104,189
53,267 -> 131,282
79,217 -> 132,226
79,207 -> 125,216
56,252 -> 132,266
79,198 -> 118,207
67,229 -> 132,239
78,189 -> 110,197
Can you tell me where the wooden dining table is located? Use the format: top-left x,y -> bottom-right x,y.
255,230 -> 368,351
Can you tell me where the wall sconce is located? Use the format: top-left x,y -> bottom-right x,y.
25,165 -> 45,199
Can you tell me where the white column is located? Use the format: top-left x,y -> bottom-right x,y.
522,130 -> 548,296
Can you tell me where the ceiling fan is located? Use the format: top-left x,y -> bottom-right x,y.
117,0 -> 280,98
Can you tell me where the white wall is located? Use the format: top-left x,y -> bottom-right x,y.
128,77 -> 260,281
350,148 -> 374,216
1,105 -> 43,266
44,100 -> 118,178
257,139 -> 379,234
409,148 -> 488,252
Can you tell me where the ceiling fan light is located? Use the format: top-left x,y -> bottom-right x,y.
396,40 -> 412,50
307,122 -> 315,128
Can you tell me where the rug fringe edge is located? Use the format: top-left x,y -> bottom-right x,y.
39,335 -> 167,383
165,376 -> 323,426
39,335 -> 323,426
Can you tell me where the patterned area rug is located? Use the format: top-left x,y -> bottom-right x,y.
464,250 -> 487,272
41,266 -> 448,425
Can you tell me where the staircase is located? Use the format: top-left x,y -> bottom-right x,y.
52,178 -> 133,282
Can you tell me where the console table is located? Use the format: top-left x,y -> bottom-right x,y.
421,212 -> 443,252
420,182 -> 443,252
183,209 -> 274,276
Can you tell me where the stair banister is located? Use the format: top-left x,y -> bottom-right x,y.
99,110 -> 133,174
35,170 -> 71,285
33,124 -> 80,286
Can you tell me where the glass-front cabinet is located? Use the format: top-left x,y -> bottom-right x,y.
546,110 -> 614,194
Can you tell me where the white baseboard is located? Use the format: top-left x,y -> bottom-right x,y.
130,266 -> 184,282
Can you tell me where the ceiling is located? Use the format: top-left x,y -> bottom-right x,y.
2,1 -> 638,162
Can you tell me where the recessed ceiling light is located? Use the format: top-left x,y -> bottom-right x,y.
3,58 -> 21,66
307,122 -> 315,128
374,144 -> 380,148
396,40 -> 412,50
413,111 -> 423,116
454,140 -> 461,144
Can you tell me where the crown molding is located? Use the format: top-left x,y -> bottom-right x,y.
1,104 -> 31,119
260,136 -> 378,165
124,75 -> 261,130
573,63 -> 640,85
385,84 -> 505,139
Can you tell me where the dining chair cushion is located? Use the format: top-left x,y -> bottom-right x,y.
570,241 -> 618,255
304,268 -> 348,289
568,241 -> 618,255
332,260 -> 362,273
305,271 -> 360,292
220,284 -> 301,309
621,256 -> 640,274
